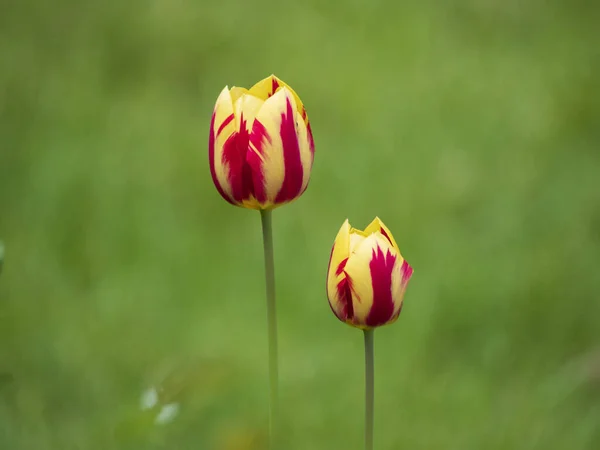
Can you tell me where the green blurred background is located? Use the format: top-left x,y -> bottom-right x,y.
1,0 -> 599,449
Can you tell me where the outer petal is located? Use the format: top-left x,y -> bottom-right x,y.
292,104 -> 314,196
326,220 -> 351,321
344,233 -> 400,328
248,88 -> 306,208
217,93 -> 265,208
389,258 -> 414,321
362,217 -> 400,253
306,121 -> 315,159
366,242 -> 403,327
209,87 -> 237,204
211,93 -> 259,207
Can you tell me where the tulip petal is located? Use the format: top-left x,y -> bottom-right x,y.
307,122 -> 315,157
401,259 -> 414,286
209,87 -> 236,204
349,233 -> 366,254
389,258 -> 413,320
327,220 -> 352,321
290,102 -> 314,196
233,94 -> 264,132
219,94 -> 265,206
249,75 -> 310,126
248,88 -> 306,207
274,90 -> 305,203
248,75 -> 282,100
362,217 -> 400,252
229,86 -> 249,103
344,234 -> 399,327
366,244 -> 401,327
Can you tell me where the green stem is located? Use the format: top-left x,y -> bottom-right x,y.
260,209 -> 278,448
364,329 -> 375,450
0,241 -> 4,276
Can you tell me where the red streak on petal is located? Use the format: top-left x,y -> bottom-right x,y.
298,121 -> 315,197
336,276 -> 354,321
275,96 -> 304,203
209,111 -> 235,205
335,258 -> 348,276
307,122 -> 315,156
400,260 -> 414,286
216,113 -> 234,137
379,227 -> 392,245
271,77 -> 280,96
366,247 -> 397,327
327,246 -> 354,322
221,114 -> 254,203
248,119 -> 272,204
387,262 -> 412,323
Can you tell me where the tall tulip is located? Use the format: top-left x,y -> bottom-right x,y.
208,75 -> 315,449
326,217 -> 413,450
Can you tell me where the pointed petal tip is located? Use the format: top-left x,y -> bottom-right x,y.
215,86 -> 233,105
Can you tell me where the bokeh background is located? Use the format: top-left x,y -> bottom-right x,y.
1,0 -> 599,449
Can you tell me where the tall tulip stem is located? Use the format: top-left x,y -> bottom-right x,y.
260,209 -> 279,448
364,329 -> 375,450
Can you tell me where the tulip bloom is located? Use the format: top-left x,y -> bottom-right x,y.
327,218 -> 413,329
208,75 -> 315,210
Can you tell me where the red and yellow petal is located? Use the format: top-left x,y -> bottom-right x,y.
362,217 -> 400,253
344,233 -> 404,328
216,93 -> 264,208
247,75 -> 281,101
291,103 -> 314,196
247,88 -> 308,208
209,87 -> 237,204
365,244 -> 403,328
326,220 -> 352,321
233,94 -> 264,132
248,75 -> 310,127
390,258 -> 413,320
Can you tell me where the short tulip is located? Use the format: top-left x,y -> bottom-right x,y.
327,218 -> 413,329
208,75 -> 315,210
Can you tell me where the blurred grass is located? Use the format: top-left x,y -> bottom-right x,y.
1,0 -> 600,448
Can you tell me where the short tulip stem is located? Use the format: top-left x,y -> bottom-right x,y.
260,209 -> 279,448
364,329 -> 375,450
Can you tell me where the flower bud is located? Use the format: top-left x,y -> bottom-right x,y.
327,218 -> 413,329
208,75 -> 314,210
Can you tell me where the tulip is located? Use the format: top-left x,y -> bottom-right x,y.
327,218 -> 413,450
208,75 -> 315,210
327,217 -> 413,329
208,75 -> 316,448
